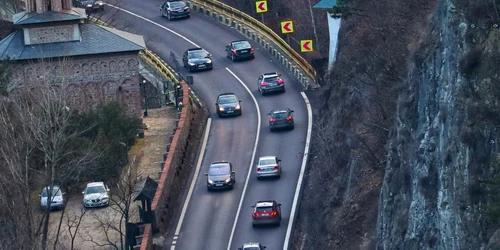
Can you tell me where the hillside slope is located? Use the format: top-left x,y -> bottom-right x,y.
291,0 -> 500,249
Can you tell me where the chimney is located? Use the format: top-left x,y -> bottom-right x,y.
50,0 -> 62,11
35,0 -> 48,13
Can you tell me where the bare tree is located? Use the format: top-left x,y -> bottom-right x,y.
86,160 -> 142,250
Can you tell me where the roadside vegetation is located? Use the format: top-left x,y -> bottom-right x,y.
0,67 -> 141,249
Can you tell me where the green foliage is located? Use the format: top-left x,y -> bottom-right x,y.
65,101 -> 141,184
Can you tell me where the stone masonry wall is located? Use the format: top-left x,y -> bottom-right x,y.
10,52 -> 142,117
27,25 -> 75,44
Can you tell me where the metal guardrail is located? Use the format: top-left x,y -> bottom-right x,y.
190,0 -> 317,81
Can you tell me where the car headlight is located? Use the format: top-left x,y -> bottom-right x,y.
235,104 -> 240,110
219,107 -> 224,111
86,4 -> 92,7
206,59 -> 212,64
98,2 -> 104,5
208,179 -> 214,184
225,178 -> 231,183
188,62 -> 195,66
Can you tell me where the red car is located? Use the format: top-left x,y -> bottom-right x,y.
251,200 -> 282,227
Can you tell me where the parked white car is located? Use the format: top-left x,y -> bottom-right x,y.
82,182 -> 110,208
39,185 -> 65,210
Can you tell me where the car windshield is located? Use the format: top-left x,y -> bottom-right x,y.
85,186 -> 106,194
263,76 -> 279,83
256,206 -> 273,212
218,96 -> 238,104
209,165 -> 230,176
271,112 -> 288,119
233,41 -> 251,50
41,187 -> 61,197
169,1 -> 186,8
188,51 -> 208,59
259,158 -> 276,165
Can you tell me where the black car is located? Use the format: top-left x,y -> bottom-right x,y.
257,72 -> 285,95
215,93 -> 242,117
73,0 -> 104,11
205,161 -> 235,191
160,1 -> 190,20
182,48 -> 213,72
268,108 -> 294,131
225,40 -> 255,61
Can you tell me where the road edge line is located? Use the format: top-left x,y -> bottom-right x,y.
173,118 -> 212,237
283,91 -> 312,250
225,67 -> 261,250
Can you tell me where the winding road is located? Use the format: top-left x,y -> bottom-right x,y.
99,2 -> 311,249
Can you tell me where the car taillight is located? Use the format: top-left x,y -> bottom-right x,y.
261,82 -> 267,86
251,47 -> 254,52
184,7 -> 190,10
278,79 -> 284,84
253,212 -> 259,217
270,118 -> 276,123
171,10 -> 177,12
271,211 -> 277,216
257,168 -> 262,172
287,116 -> 293,121
233,50 -> 237,55
274,166 -> 279,171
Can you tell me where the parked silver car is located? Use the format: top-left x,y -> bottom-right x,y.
39,185 -> 65,211
256,156 -> 282,179
82,182 -> 110,208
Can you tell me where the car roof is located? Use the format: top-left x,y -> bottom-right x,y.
187,47 -> 204,52
43,185 -> 61,189
86,182 -> 105,187
218,92 -> 236,97
231,40 -> 250,44
211,161 -> 230,166
255,200 -> 275,207
259,156 -> 276,161
262,72 -> 279,77
243,242 -> 261,247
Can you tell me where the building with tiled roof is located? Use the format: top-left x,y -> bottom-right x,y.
0,0 -> 146,117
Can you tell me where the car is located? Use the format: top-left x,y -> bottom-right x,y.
256,156 -> 282,179
268,108 -> 294,131
205,161 -> 235,191
39,185 -> 65,211
225,40 -> 255,61
238,242 -> 267,250
160,0 -> 190,20
251,200 -> 282,227
73,0 -> 105,11
257,72 -> 285,95
182,48 -> 213,72
215,93 -> 242,117
82,182 -> 110,208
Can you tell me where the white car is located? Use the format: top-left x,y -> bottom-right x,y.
82,182 -> 110,208
39,185 -> 65,210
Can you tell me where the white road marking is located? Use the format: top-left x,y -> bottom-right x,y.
283,92 -> 313,250
225,67 -> 261,250
172,241 -> 177,244
174,118 -> 212,236
170,246 -> 176,250
105,4 -> 212,54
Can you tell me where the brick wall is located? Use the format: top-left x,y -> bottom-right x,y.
27,25 -> 75,44
10,52 -> 142,117
134,81 -> 207,250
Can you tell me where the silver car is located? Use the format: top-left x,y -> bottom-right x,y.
256,156 -> 282,179
239,242 -> 267,250
39,185 -> 65,211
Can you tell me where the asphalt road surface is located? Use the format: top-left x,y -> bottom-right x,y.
97,2 -> 309,249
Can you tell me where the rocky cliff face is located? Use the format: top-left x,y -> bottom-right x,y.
292,0 -> 500,249
377,0 -> 500,249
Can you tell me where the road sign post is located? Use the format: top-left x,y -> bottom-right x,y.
300,40 -> 313,53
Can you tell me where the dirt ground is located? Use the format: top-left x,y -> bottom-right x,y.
47,107 -> 178,250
